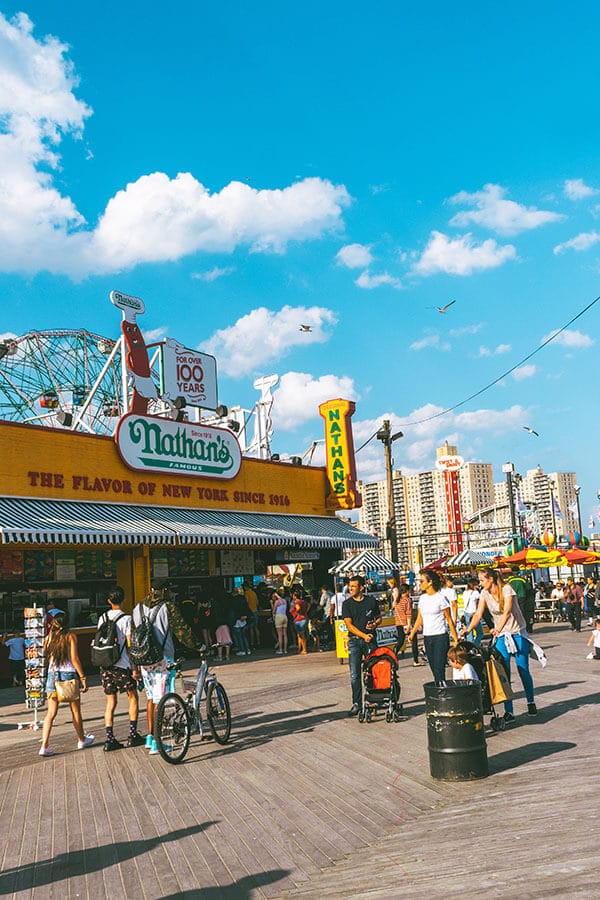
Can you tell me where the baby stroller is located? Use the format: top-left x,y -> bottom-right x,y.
358,646 -> 403,723
457,640 -> 506,732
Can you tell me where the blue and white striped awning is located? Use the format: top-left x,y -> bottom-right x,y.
329,550 -> 400,575
0,496 -> 378,549
444,550 -> 493,567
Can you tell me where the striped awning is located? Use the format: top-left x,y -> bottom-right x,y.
0,496 -> 378,549
329,550 -> 400,575
444,550 -> 494,567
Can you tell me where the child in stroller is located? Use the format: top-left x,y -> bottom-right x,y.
453,639 -> 506,732
357,646 -> 403,723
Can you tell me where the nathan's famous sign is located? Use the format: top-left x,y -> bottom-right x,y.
116,414 -> 242,478
319,399 -> 360,510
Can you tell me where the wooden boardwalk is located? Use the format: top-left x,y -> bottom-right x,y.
0,622 -> 597,898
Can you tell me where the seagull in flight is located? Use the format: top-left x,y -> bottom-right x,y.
427,300 -> 456,314
523,426 -> 539,436
299,324 -> 313,332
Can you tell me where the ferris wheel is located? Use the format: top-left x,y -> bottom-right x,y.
0,329 -> 131,435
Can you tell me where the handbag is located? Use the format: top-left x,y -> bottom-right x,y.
485,657 -> 515,705
55,677 -> 80,703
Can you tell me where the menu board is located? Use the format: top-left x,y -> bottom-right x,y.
55,551 -> 76,582
75,549 -> 115,581
0,549 -> 24,580
24,550 -> 54,582
24,607 -> 45,710
220,549 -> 255,576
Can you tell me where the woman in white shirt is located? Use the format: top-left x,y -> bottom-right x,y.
464,566 -> 536,722
462,578 -> 483,645
408,569 -> 458,684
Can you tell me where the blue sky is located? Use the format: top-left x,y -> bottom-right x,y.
1,3 -> 600,525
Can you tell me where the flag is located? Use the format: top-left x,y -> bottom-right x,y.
568,501 -> 578,516
553,496 -> 563,519
589,517 -> 595,529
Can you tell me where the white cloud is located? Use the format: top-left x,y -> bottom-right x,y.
409,334 -> 450,352
0,332 -> 19,342
478,343 -> 511,357
449,323 -> 484,337
143,327 -> 168,343
541,328 -> 594,349
0,13 -> 350,278
200,305 -> 337,378
353,403 -> 531,482
564,178 -> 599,200
355,271 -> 402,290
512,364 -> 536,381
412,231 -> 516,276
192,266 -> 236,282
449,184 -> 564,236
336,243 -> 373,269
272,371 -> 358,430
553,231 -> 600,254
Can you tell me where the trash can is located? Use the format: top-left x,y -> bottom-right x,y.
425,681 -> 488,781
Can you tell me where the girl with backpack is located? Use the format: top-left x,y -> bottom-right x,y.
39,611 -> 94,756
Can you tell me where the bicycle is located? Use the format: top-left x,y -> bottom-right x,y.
153,648 -> 231,764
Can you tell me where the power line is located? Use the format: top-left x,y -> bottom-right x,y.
356,291 -> 600,451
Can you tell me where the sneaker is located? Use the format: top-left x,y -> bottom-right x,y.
125,733 -> 145,748
103,738 -> 124,752
527,703 -> 538,716
246,650 -> 251,655
412,661 -> 425,667
236,651 -> 246,656
348,703 -> 360,717
148,739 -> 159,755
145,733 -> 153,749
503,713 -> 516,724
275,650 -> 283,655
77,734 -> 95,750
38,747 -> 54,757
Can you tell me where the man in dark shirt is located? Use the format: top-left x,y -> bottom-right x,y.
342,575 -> 381,716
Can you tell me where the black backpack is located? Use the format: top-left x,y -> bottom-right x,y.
129,602 -> 168,667
90,612 -> 127,668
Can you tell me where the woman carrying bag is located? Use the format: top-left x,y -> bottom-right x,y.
464,566 -> 537,723
39,611 -> 94,756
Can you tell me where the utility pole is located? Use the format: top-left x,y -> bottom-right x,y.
377,420 -> 403,564
574,484 -> 583,539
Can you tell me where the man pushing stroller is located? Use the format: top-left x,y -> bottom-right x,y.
342,575 -> 382,716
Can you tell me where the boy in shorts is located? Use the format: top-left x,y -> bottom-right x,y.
100,587 -> 145,751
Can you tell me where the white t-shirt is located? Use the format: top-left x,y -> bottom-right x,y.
332,592 -> 346,617
132,601 -> 173,661
453,662 -> 479,680
592,629 -> 600,649
102,608 -> 132,669
418,592 -> 451,636
441,586 -> 458,620
462,588 -> 480,615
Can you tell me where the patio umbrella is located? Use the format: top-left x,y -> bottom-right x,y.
500,548 -> 565,568
329,550 -> 402,575
561,548 -> 600,565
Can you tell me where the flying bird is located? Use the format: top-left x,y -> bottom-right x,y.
299,324 -> 313,332
523,426 -> 539,436
427,300 -> 456,314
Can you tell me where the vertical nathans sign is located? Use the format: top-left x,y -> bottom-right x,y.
319,399 -> 361,510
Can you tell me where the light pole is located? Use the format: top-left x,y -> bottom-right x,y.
377,420 -> 403,565
548,478 -> 557,542
464,520 -> 471,550
574,484 -> 583,539
502,462 -> 518,552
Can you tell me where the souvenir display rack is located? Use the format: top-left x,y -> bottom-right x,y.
19,606 -> 46,730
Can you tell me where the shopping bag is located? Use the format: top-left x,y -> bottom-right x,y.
485,657 -> 515,705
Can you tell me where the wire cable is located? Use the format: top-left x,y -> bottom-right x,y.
356,291 -> 600,449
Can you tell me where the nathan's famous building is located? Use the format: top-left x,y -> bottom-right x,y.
0,291 -> 375,670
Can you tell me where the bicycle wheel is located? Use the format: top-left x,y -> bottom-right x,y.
206,681 -> 231,744
154,692 -> 191,763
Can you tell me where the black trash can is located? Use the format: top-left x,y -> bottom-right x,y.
425,681 -> 488,781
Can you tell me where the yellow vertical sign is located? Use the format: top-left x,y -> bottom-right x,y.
318,398 -> 361,510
